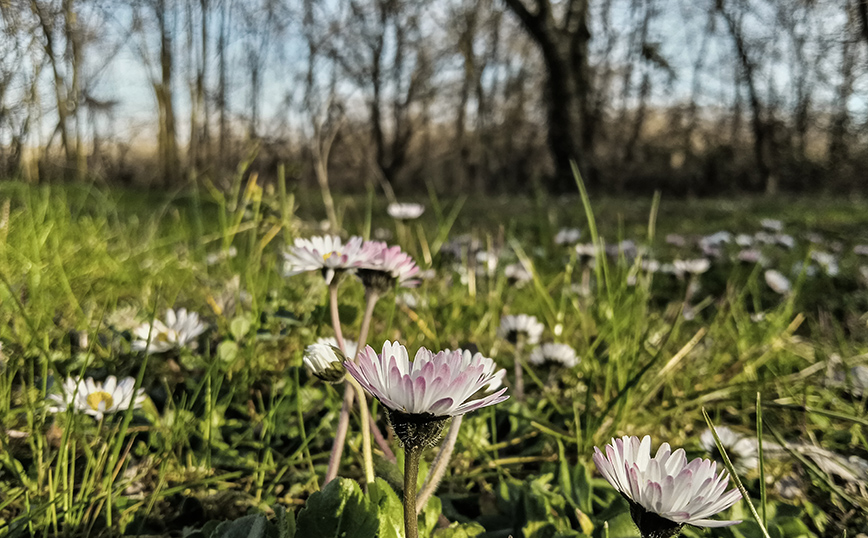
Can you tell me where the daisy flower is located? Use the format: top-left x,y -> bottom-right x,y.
554,227 -> 582,245
673,258 -> 711,276
345,341 -> 508,447
283,235 -> 369,284
699,427 -> 759,474
387,202 -> 425,220
504,263 -> 532,285
131,308 -> 208,354
760,218 -> 783,232
764,269 -> 791,295
498,314 -> 544,345
593,435 -> 742,538
47,376 -> 146,421
356,241 -> 420,293
528,343 -> 578,368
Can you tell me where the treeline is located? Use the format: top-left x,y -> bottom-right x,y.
0,0 -> 866,195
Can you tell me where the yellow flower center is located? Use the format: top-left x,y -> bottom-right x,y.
86,391 -> 114,411
323,251 -> 339,262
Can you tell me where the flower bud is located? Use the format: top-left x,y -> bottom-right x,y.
303,344 -> 346,384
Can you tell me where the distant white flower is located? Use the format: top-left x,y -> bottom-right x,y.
529,343 -> 578,368
754,231 -> 775,245
760,218 -> 783,232
387,202 -> 425,220
701,231 -> 732,247
659,263 -> 678,275
665,234 -> 686,247
283,235 -> 370,284
315,336 -> 359,361
504,263 -> 532,284
606,239 -> 638,258
764,270 -> 791,295
674,258 -> 711,275
373,227 -> 393,241
346,341 -> 508,417
498,314 -> 544,345
417,268 -> 437,280
735,234 -> 754,247
736,249 -> 766,265
854,245 -> 868,256
131,308 -> 208,354
575,243 -> 597,257
593,435 -> 742,536
304,343 -> 347,383
475,250 -> 499,273
811,251 -> 839,276
792,261 -> 818,278
554,227 -> 582,245
47,376 -> 146,421
205,246 -> 238,266
641,259 -> 661,273
774,234 -> 795,249
700,427 -> 759,474
827,359 -> 868,397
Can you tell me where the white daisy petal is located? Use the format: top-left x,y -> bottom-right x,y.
593,435 -> 743,533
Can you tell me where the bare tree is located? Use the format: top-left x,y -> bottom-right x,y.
717,0 -> 776,193
502,0 -> 595,191
326,0 -> 435,189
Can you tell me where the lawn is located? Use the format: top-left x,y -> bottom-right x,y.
0,179 -> 866,537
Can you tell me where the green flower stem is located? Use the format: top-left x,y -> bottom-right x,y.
403,444 -> 421,538
416,415 -> 462,514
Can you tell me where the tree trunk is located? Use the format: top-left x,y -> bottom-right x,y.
502,0 -> 593,193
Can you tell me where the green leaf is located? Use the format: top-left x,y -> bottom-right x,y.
295,478 -> 378,538
600,512 -> 640,538
230,315 -> 252,340
274,505 -> 296,538
368,478 -> 404,538
218,340 -> 239,363
209,514 -> 277,538
419,495 -> 443,538
431,522 -> 485,538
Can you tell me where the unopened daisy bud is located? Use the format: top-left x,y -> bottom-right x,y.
303,343 -> 347,384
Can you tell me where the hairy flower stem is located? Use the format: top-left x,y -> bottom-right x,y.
514,337 -> 526,400
324,285 -> 382,485
416,415 -> 462,514
328,282 -> 345,346
403,445 -> 421,538
356,289 -> 396,462
348,377 -> 375,484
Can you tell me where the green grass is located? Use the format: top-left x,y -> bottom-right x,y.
0,180 -> 866,537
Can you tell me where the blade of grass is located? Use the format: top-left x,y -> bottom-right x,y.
702,408 -> 771,538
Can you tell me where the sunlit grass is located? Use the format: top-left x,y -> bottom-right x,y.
0,179 -> 866,536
